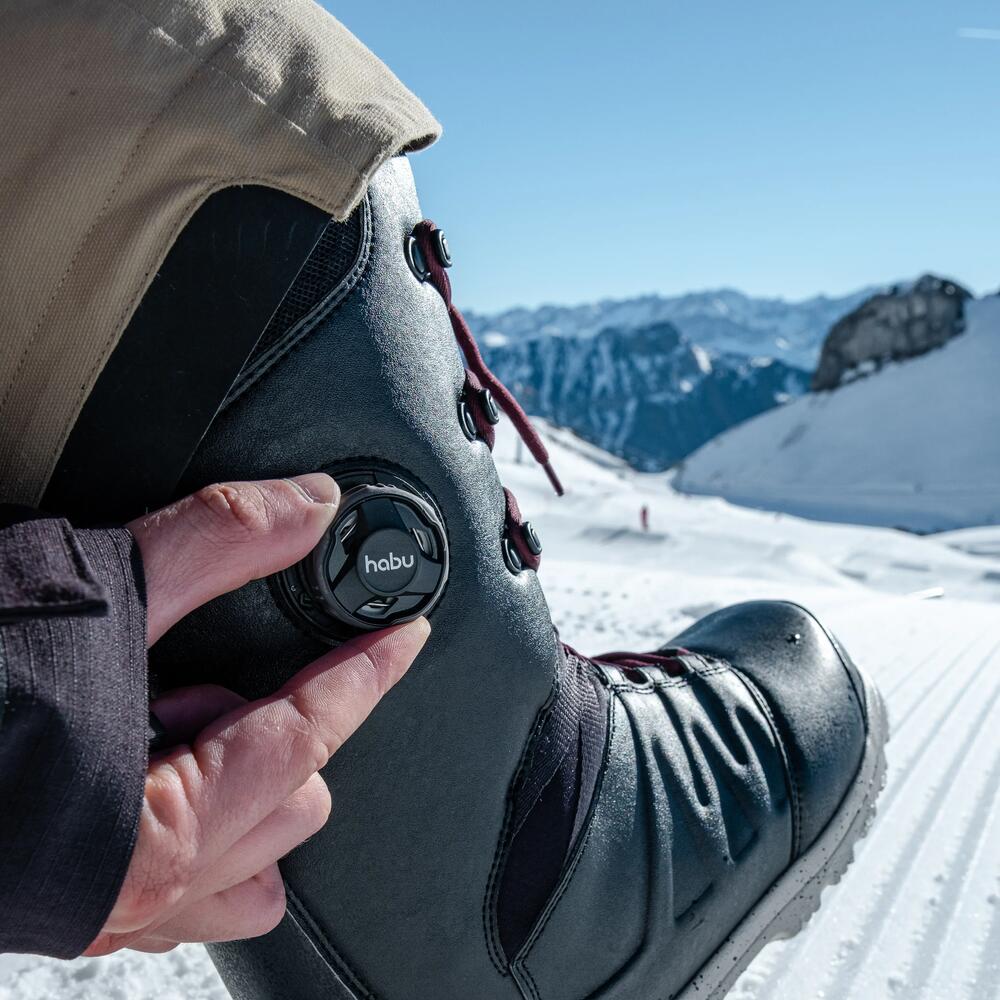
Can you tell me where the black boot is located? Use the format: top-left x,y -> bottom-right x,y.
50,157 -> 887,1000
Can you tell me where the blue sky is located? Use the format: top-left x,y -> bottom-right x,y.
331,2 -> 1000,313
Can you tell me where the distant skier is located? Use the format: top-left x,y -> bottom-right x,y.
641,504 -> 650,532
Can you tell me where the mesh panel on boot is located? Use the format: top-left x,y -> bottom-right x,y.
495,656 -> 608,961
226,202 -> 368,404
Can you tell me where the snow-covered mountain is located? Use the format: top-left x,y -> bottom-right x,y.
468,285 -> 882,474
7,419 -> 1000,1000
467,286 -> 878,369
675,295 -> 1000,532
483,320 -> 808,471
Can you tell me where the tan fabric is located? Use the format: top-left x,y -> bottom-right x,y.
0,0 -> 440,505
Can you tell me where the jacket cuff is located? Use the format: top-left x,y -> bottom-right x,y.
0,519 -> 147,957
0,517 -> 109,623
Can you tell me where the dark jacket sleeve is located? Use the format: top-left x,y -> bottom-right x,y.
0,507 -> 148,957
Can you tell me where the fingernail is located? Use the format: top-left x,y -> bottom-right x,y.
286,473 -> 340,507
387,616 -> 431,660
408,616 -> 432,642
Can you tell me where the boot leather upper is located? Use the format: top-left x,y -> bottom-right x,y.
155,157 -> 557,999
149,159 -> 869,1000
516,600 -> 866,1000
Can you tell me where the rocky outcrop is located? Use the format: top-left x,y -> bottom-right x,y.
483,321 -> 808,472
812,275 -> 971,390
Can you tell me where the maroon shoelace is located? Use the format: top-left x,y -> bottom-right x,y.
565,645 -> 690,680
413,220 -> 687,673
413,221 -> 564,497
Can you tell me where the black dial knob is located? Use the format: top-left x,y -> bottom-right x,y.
273,471 -> 448,642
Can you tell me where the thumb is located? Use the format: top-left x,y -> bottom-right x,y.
129,474 -> 339,645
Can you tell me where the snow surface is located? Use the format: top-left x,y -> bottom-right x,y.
4,420 -> 1000,999
675,297 -> 1000,533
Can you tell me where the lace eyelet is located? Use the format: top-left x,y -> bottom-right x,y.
432,229 -> 452,267
404,234 -> 430,281
521,521 -> 542,556
457,398 -> 478,441
502,533 -> 524,574
480,388 -> 501,425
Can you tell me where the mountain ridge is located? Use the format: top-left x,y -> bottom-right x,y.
466,284 -> 883,368
482,319 -> 808,472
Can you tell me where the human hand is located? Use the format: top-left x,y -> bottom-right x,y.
86,475 -> 429,955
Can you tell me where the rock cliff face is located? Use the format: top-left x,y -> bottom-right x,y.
483,321 -> 808,471
812,275 -> 971,390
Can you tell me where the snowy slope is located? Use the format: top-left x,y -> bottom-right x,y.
675,297 -> 1000,533
4,422 -> 1000,999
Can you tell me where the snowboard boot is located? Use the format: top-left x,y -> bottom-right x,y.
48,156 -> 888,1000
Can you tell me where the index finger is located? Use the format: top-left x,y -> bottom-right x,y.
154,618 -> 430,856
